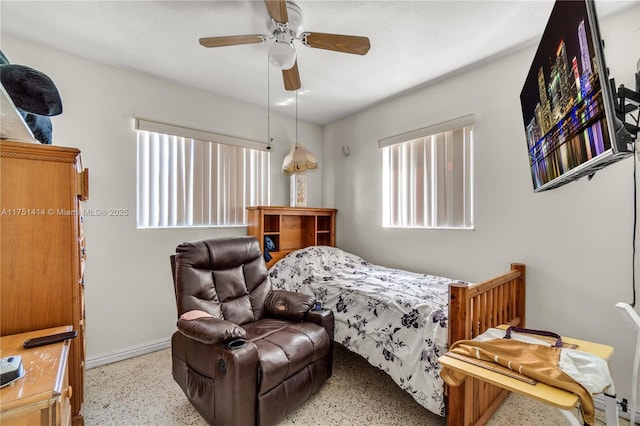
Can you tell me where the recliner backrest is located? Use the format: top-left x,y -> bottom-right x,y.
172,236 -> 271,325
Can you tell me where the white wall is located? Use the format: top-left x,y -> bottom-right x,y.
1,35 -> 323,362
322,5 -> 640,410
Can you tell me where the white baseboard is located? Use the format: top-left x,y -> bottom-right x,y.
85,337 -> 171,370
593,393 -> 640,423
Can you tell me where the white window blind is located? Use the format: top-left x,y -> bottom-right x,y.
136,120 -> 270,228
380,115 -> 474,229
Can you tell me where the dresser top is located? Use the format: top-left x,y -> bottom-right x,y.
0,325 -> 72,412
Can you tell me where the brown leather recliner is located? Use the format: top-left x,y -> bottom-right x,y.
170,236 -> 334,426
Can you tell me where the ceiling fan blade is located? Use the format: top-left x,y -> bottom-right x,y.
264,0 -> 288,24
199,35 -> 267,48
282,61 -> 301,91
301,32 -> 370,55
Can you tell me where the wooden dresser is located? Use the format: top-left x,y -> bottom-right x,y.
247,206 -> 336,268
0,140 -> 88,425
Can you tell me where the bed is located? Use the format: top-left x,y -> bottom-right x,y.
268,246 -> 526,426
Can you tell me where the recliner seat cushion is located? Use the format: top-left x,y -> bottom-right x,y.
243,318 -> 331,394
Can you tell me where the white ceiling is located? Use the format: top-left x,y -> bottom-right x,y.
0,0 -> 634,125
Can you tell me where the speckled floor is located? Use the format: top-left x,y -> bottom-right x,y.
85,345 -> 630,425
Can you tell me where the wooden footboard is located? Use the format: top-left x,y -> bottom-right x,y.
445,263 -> 526,426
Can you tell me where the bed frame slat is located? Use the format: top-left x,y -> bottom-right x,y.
446,263 -> 526,426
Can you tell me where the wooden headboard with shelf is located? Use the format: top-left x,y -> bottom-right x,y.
246,206 -> 336,268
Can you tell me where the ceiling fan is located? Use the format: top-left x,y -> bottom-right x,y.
199,0 -> 371,91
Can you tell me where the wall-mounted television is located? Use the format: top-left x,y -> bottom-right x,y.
519,0 -> 633,192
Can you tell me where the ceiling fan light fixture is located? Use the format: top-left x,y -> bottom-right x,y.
269,33 -> 296,69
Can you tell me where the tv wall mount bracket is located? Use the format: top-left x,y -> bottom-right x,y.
612,73 -> 640,140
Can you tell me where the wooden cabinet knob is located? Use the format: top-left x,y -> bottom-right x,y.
63,386 -> 72,399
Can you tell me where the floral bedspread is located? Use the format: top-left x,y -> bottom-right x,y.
268,246 -> 466,417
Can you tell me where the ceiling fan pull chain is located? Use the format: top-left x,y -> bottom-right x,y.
267,54 -> 271,148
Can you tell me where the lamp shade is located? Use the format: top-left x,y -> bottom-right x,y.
282,144 -> 318,175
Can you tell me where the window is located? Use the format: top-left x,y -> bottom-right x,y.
380,115 -> 473,229
136,119 -> 270,228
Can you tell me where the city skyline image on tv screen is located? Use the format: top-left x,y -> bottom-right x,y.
520,0 -> 612,191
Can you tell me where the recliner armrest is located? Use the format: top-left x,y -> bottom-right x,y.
306,308 -> 335,378
265,290 -> 315,321
177,316 -> 246,344
306,309 -> 334,338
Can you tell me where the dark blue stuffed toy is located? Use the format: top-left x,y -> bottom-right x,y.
0,50 -> 62,144
264,236 -> 276,262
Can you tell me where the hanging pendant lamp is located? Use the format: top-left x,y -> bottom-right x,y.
282,90 -> 318,175
282,144 -> 318,174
